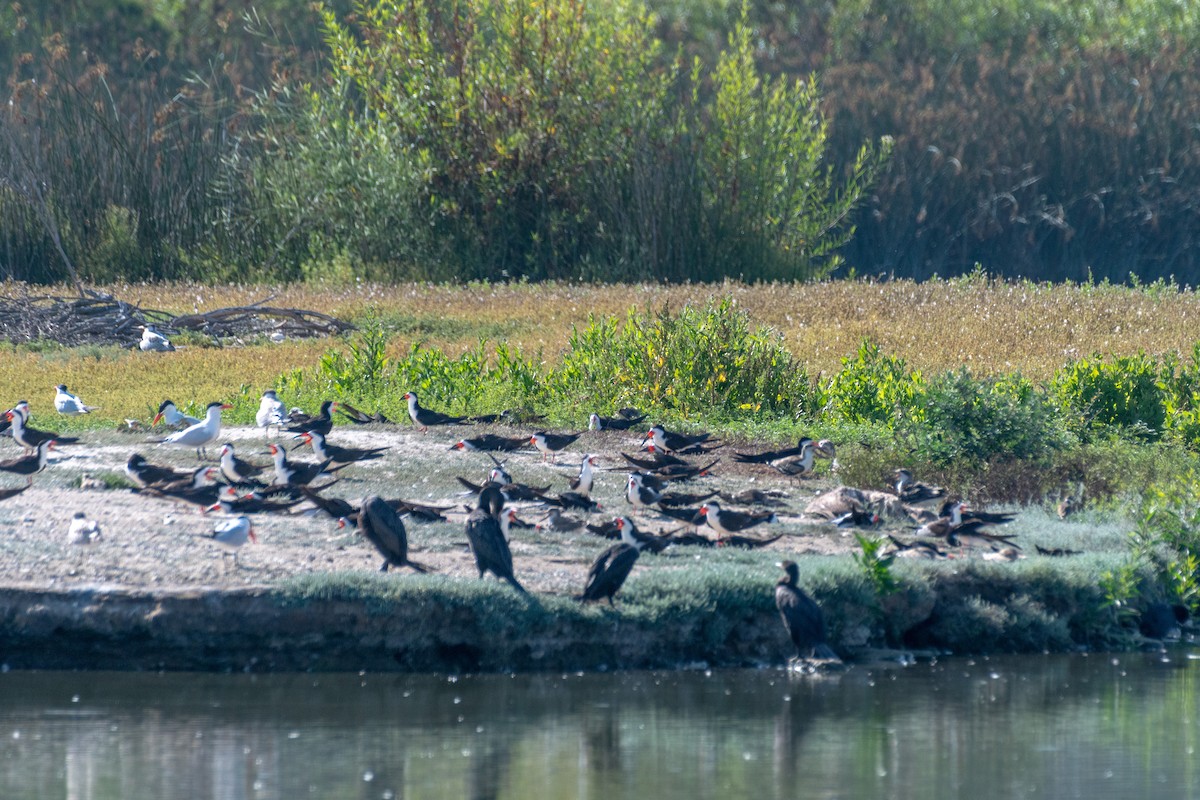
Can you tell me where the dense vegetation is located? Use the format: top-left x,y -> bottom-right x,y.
2,0 -> 1197,285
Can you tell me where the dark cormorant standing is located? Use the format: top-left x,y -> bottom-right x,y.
775,560 -> 839,662
576,519 -> 643,605
357,495 -> 431,573
1140,602 -> 1190,640
465,486 -> 527,593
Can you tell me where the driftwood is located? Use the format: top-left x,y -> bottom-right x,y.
0,290 -> 354,346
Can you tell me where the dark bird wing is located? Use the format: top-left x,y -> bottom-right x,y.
360,495 -> 430,572
300,486 -> 358,521
658,489 -> 718,507
721,532 -> 784,549
577,543 -> 640,603
465,508 -> 526,592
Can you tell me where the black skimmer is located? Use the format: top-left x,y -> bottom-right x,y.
134,468 -> 223,509
894,469 -> 945,504
719,488 -> 789,507
0,439 -> 54,479
208,487 -> 304,515
949,526 -> 1021,552
67,512 -> 103,544
299,430 -> 389,465
830,503 -> 880,528
449,433 -> 528,453
625,473 -> 661,515
693,501 -> 776,538
884,534 -> 949,560
337,401 -> 391,425
403,391 -> 467,431
542,491 -> 601,513
267,443 -> 343,487
125,453 -> 195,488
588,411 -> 647,431
0,482 -> 31,501
1035,544 -> 1082,557
139,324 -> 175,352
139,465 -> 220,495
464,486 -> 526,593
656,488 -> 719,508
645,425 -> 720,455
54,385 -> 99,415
642,457 -> 720,483
538,507 -> 585,533
585,516 -> 671,553
299,485 -> 359,522
219,442 -> 269,487
351,495 -> 431,573
575,520 -> 643,605
153,400 -> 200,429
619,448 -> 688,470
775,561 -> 839,662
768,441 -> 817,479
455,475 -> 550,503
285,400 -> 338,437
718,531 -> 785,549
733,437 -> 813,464
569,454 -> 600,495
7,410 -> 77,453
256,390 -> 286,434
155,401 -> 229,459
912,501 -> 969,538
209,516 -> 255,564
530,431 -> 581,463
389,497 -> 454,523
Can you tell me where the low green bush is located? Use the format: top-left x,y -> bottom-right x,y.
822,339 -> 923,427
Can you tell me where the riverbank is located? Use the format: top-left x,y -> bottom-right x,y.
0,423 -> 1140,672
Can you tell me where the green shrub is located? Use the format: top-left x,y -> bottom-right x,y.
904,368 -> 1070,467
822,339 -> 923,426
1052,351 -> 1165,439
548,298 -> 817,419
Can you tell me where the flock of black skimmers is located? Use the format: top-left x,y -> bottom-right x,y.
0,385 -> 1043,664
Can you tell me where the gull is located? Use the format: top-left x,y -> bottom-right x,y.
54,385 -> 100,415
139,324 -> 176,352
209,516 -> 256,565
255,390 -> 286,435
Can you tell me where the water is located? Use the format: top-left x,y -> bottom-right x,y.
1,653 -> 1197,800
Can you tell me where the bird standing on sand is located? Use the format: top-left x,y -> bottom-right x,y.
570,454 -> 600,495
299,430 -> 389,465
67,512 -> 103,544
256,390 -> 286,435
125,453 -> 195,489
285,400 -> 338,437
733,437 -> 813,464
588,411 -> 647,431
576,518 -> 643,605
404,391 -> 468,432
219,442 -> 268,487
139,324 -> 176,352
156,402 -> 229,459
267,443 -> 340,487
464,486 -> 526,593
54,385 -> 99,415
645,425 -> 718,454
693,501 -> 776,538
530,431 -> 581,463
209,516 -> 256,565
775,560 -> 839,663
353,495 -> 431,573
7,409 -> 76,453
769,440 -> 817,479
0,440 -> 54,480
625,473 -> 660,516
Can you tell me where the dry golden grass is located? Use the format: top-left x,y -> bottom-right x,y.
4,277 -> 1200,423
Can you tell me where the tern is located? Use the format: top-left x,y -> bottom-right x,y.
155,402 -> 230,459
54,385 -> 100,415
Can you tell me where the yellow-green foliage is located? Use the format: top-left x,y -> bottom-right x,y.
8,277 -> 1200,426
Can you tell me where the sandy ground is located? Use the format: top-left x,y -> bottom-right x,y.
0,419 -> 862,596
